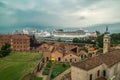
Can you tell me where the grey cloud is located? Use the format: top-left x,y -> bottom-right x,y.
78,16 -> 85,20
0,0 -> 120,27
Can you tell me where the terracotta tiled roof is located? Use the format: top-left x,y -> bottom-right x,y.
0,34 -> 30,40
78,50 -> 88,56
54,42 -> 65,48
99,49 -> 120,67
11,34 -> 30,39
72,49 -> 120,70
88,47 -> 94,51
36,43 -> 51,52
48,45 -> 54,52
72,56 -> 102,70
0,35 -> 12,39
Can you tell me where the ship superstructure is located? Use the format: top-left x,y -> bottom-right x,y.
13,29 -> 97,40
52,29 -> 97,38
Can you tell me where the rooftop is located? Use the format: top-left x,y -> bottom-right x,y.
0,34 -> 30,39
72,49 -> 120,71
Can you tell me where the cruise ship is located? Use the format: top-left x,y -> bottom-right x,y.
34,31 -> 51,38
52,29 -> 97,38
13,29 -> 97,39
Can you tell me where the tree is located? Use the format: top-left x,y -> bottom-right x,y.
96,31 -> 101,36
111,33 -> 120,46
57,38 -> 62,42
96,34 -> 104,48
83,47 -> 88,53
72,38 -> 79,43
0,43 -> 11,57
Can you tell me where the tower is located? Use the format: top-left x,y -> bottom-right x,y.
103,26 -> 110,54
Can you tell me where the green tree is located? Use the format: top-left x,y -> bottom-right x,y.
72,38 -> 79,43
83,47 -> 88,53
111,33 -> 120,46
96,34 -> 104,48
0,43 -> 11,57
96,31 -> 101,36
57,38 -> 62,42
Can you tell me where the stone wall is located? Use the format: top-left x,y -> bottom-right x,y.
71,64 -> 107,80
71,62 -> 120,80
88,64 -> 106,80
53,68 -> 71,80
71,66 -> 87,80
32,56 -> 44,75
107,62 -> 120,80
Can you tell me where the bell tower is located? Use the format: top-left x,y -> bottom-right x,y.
103,26 -> 110,54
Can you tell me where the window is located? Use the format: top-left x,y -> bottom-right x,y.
81,55 -> 83,58
89,74 -> 92,80
97,70 -> 100,77
58,57 -> 61,61
46,57 -> 49,61
103,70 -> 106,77
70,58 -> 72,62
75,59 -> 76,62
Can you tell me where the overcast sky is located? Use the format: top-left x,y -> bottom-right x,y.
0,0 -> 120,27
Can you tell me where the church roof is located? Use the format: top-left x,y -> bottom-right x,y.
72,49 -> 120,71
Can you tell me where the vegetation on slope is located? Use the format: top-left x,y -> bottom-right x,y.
0,52 -> 42,80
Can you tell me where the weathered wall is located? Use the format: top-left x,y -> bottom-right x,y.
107,62 -> 120,80
51,51 -> 63,61
71,64 -> 107,80
88,64 -> 106,80
62,53 -> 80,63
71,66 -> 87,80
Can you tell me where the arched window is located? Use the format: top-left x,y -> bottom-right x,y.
75,59 -> 76,62
89,74 -> 92,80
70,58 -> 72,62
103,70 -> 106,77
46,57 -> 49,61
97,70 -> 100,77
58,57 -> 61,61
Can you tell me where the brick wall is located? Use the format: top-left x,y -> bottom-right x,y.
0,34 -> 31,52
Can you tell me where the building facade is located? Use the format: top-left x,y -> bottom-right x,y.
72,50 -> 120,80
0,34 -> 31,52
36,42 -> 89,63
